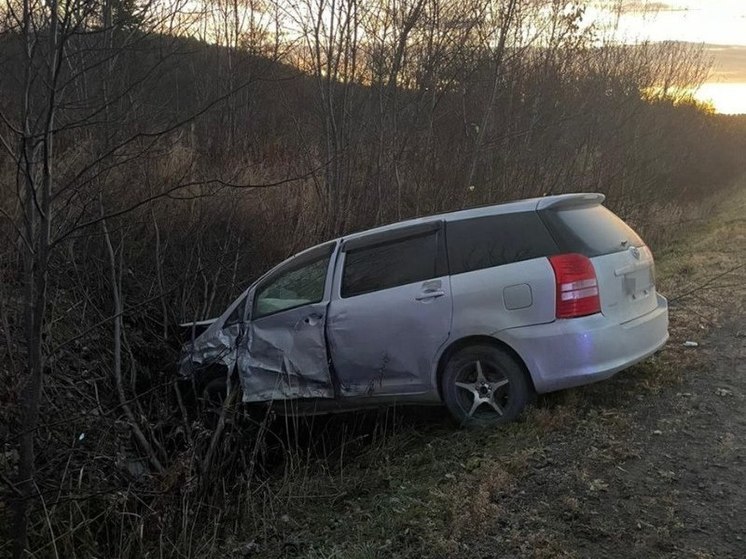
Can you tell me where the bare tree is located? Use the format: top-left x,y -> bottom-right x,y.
0,0 -> 268,553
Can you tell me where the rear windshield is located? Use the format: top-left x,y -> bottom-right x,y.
540,205 -> 644,257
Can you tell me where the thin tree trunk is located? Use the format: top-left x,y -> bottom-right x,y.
464,0 -> 517,193
152,209 -> 169,340
101,208 -> 164,475
13,0 -> 57,554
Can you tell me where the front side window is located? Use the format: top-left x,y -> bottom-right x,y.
342,232 -> 439,298
253,246 -> 333,319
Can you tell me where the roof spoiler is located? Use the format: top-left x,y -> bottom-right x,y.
535,193 -> 605,211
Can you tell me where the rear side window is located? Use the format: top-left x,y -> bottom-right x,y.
446,212 -> 559,275
540,205 -> 644,257
342,232 -> 439,298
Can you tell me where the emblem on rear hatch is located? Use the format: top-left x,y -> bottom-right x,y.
631,246 -> 641,259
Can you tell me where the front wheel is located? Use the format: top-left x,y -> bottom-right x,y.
441,344 -> 530,427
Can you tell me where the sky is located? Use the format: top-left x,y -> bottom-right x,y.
591,0 -> 746,113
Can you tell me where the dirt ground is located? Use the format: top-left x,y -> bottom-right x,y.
463,307 -> 746,558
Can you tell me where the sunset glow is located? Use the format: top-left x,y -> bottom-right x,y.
601,1 -> 746,46
693,83 -> 746,115
592,1 -> 746,114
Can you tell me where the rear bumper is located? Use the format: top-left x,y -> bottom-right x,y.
498,294 -> 669,393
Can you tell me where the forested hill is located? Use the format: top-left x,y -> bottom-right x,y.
4,30 -> 745,282
2,27 -> 745,285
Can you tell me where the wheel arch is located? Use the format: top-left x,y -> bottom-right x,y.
435,335 -> 536,398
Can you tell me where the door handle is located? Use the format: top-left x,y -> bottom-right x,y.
302,313 -> 323,326
415,290 -> 445,301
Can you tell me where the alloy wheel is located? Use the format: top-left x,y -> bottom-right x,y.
454,359 -> 511,419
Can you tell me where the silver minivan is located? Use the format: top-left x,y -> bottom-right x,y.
179,193 -> 669,426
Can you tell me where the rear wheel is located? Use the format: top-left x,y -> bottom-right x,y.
441,344 -> 530,427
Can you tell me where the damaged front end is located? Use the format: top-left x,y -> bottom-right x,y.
178,322 -> 241,379
178,285 -> 336,405
178,290 -> 250,384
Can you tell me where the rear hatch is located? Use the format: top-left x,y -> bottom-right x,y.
539,198 -> 658,324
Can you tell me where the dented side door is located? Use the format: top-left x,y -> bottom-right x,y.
237,242 -> 338,402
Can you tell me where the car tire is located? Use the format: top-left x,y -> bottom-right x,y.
441,344 -> 530,428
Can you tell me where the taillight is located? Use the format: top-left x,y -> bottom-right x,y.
548,253 -> 601,319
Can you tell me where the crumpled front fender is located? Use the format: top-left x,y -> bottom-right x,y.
178,323 -> 242,378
